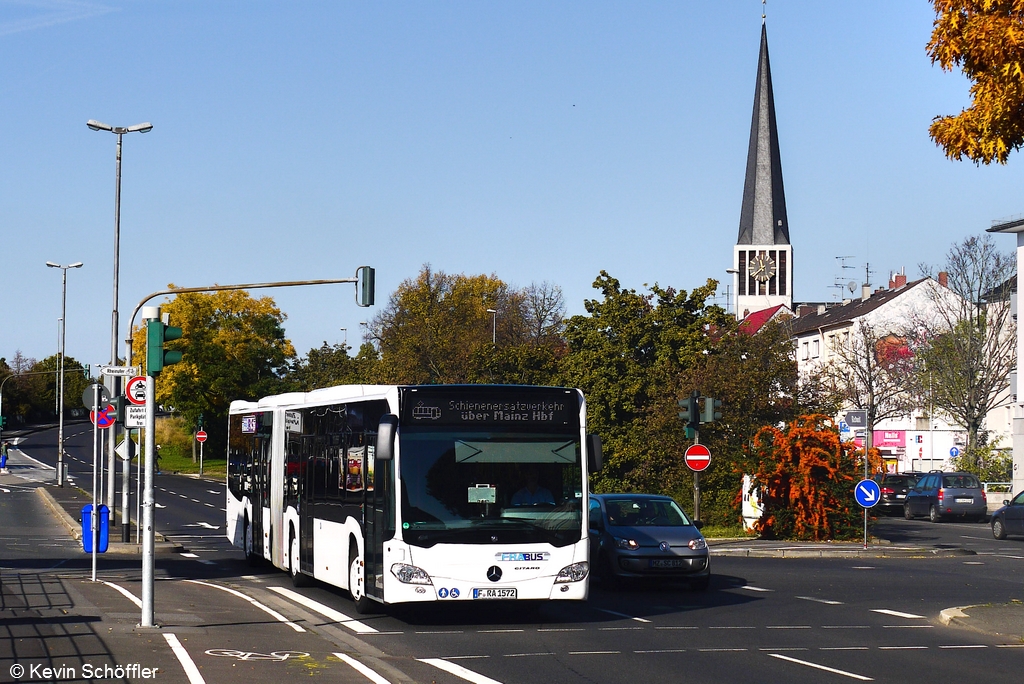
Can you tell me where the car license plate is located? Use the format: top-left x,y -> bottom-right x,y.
472,588 -> 516,600
650,559 -> 685,568
955,498 -> 973,504
896,494 -> 906,499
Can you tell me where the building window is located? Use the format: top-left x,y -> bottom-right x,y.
801,341 -> 809,360
812,339 -> 820,358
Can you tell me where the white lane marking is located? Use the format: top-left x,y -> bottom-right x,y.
767,653 -> 873,681
416,630 -> 464,634
204,503 -> 216,508
101,581 -> 142,608
851,566 -> 875,570
598,626 -> 644,631
505,652 -> 553,657
183,522 -> 219,529
996,555 -> 1024,559
164,633 -> 206,684
879,646 -> 927,650
444,655 -> 489,660
537,628 -> 584,632
883,625 -> 933,629
699,648 -> 747,652
184,580 -> 304,632
738,585 -> 773,592
180,553 -> 199,558
568,651 -> 620,655
269,585 -> 377,633
819,647 -> 869,651
759,647 -> 807,651
595,608 -> 651,623
478,629 -> 523,633
821,625 -> 870,629
963,561 -> 985,565
871,609 -> 925,619
766,625 -> 811,629
207,490 -> 221,494
996,644 -> 1024,648
960,534 -> 995,540
654,626 -> 698,630
635,649 -> 686,653
796,596 -> 844,605
333,653 -> 393,684
419,658 -> 504,684
938,645 -> 987,649
155,503 -> 166,509
191,498 -> 201,503
709,626 -> 755,630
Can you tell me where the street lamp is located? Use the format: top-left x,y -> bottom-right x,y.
486,309 -> 497,345
88,119 -> 152,513
726,268 -> 739,317
46,260 -> 83,487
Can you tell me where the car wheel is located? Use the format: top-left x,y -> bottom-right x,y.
929,505 -> 942,523
904,504 -> 913,520
290,532 -> 310,587
992,518 -> 1007,540
349,546 -> 373,614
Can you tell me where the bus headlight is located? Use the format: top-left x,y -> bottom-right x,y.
554,562 -> 589,583
390,563 -> 432,584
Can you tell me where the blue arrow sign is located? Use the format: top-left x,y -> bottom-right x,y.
854,479 -> 880,508
949,446 -> 960,458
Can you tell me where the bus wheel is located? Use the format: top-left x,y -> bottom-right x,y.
290,531 -> 309,587
244,516 -> 259,566
349,546 -> 372,615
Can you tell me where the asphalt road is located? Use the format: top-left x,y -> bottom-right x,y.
4,427 -> 1023,683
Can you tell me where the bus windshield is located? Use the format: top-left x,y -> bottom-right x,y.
399,428 -> 583,548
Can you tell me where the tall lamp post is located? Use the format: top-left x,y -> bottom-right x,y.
87,119 -> 152,514
486,309 -> 497,345
726,268 -> 739,318
46,261 -> 83,487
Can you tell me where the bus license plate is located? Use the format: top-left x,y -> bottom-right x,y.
650,559 -> 685,568
473,588 -> 517,600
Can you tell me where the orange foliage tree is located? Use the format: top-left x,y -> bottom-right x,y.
742,414 -> 880,541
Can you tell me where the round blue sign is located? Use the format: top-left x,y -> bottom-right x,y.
854,479 -> 881,508
949,446 -> 960,458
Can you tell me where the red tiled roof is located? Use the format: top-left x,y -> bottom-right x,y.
739,304 -> 788,334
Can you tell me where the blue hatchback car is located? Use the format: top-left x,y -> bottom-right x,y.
588,493 -> 710,590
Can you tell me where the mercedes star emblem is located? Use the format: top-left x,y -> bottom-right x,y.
486,565 -> 502,582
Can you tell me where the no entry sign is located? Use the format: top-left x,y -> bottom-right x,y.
684,444 -> 712,472
195,430 -> 208,443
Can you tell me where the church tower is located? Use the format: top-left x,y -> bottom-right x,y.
733,22 -> 792,319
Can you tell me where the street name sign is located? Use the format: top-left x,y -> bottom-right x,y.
100,366 -> 139,377
684,444 -> 712,472
844,410 -> 867,429
854,478 -> 880,508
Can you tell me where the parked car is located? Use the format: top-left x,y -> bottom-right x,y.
903,471 -> 987,522
991,490 -> 1024,540
872,473 -> 921,515
588,493 -> 710,590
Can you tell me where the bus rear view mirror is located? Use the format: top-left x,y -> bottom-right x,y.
586,434 -> 602,472
376,414 -> 398,461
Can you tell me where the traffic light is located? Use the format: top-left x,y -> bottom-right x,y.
197,413 -> 204,430
701,397 -> 723,423
0,416 -> 6,430
83,364 -> 91,379
677,391 -> 700,434
357,266 -> 375,307
113,395 -> 127,423
147,316 -> 183,376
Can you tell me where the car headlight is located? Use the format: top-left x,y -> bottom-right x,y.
688,537 -> 707,551
615,537 -> 639,550
390,563 -> 432,584
554,562 -> 589,583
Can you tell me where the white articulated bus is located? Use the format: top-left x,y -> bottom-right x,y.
226,384 -> 602,612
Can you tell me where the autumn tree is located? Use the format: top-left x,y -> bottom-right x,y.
917,235 -> 1016,459
927,0 -> 1024,163
131,289 -> 296,453
740,415 -> 867,541
368,265 -> 564,385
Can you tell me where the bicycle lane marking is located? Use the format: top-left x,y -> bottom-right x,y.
164,633 -> 206,684
183,579 -> 305,632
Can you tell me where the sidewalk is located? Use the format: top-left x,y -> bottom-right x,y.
707,536 -> 975,558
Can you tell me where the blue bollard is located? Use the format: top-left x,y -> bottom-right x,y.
81,504 -> 109,553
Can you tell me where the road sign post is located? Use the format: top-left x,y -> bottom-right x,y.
196,430 -> 207,476
684,443 -> 712,523
854,478 -> 881,549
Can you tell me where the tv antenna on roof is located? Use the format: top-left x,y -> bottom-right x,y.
836,256 -> 856,271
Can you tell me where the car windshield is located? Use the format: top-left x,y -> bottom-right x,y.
942,475 -> 980,489
399,428 -> 583,547
884,476 -> 916,487
605,498 -> 692,527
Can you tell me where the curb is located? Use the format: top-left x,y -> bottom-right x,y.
711,546 -> 975,558
35,486 -> 183,554
939,602 -> 1024,639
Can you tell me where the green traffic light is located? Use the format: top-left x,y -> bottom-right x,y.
147,319 -> 184,375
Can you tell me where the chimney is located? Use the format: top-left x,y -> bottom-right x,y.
893,274 -> 907,289
817,304 -> 826,315
862,284 -> 871,300
938,271 -> 948,288
797,304 -> 815,317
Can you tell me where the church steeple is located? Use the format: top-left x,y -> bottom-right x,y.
737,23 -> 789,247
733,22 -> 793,319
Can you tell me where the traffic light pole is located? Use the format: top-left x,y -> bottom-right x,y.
141,372 -> 156,627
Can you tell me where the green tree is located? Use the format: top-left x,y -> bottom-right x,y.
927,0 -> 1024,164
558,272 -> 731,506
289,341 -> 380,390
131,289 -> 296,453
28,355 -> 91,423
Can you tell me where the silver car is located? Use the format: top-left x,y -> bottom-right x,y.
588,493 -> 710,590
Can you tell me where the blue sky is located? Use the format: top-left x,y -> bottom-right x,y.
2,1 -> 1021,372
